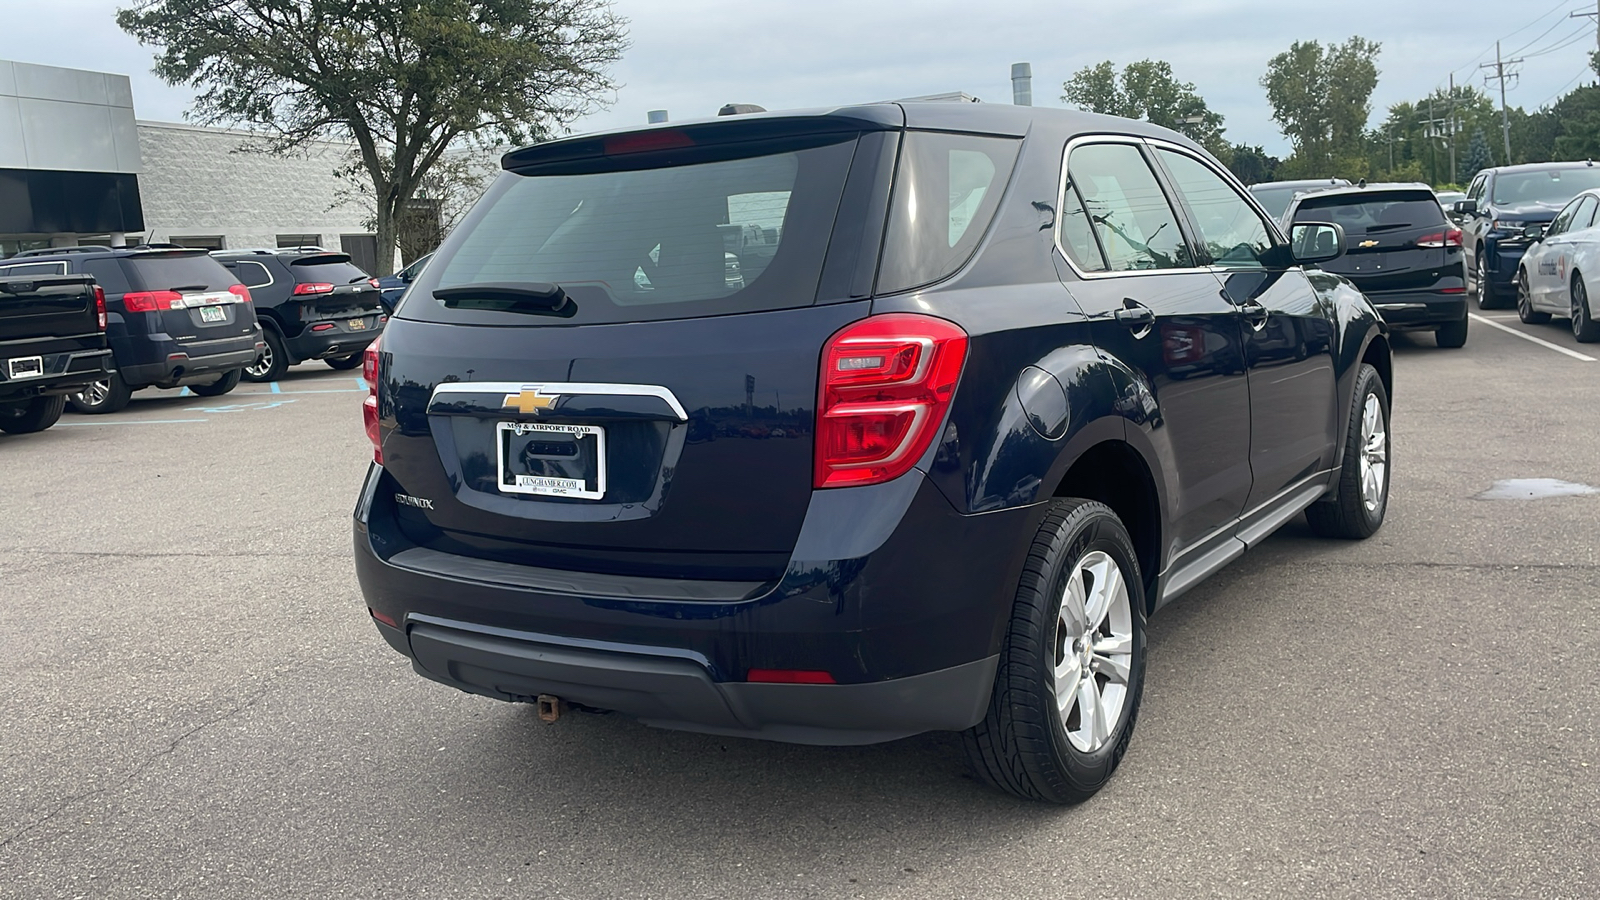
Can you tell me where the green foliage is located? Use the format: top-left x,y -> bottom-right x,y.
1224,143 -> 1280,185
1366,85 -> 1499,186
117,0 -> 628,273
1062,59 -> 1228,154
1261,37 -> 1381,176
1461,128 -> 1496,182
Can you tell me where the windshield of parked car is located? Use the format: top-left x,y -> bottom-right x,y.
1492,168 -> 1600,205
1292,191 -> 1445,234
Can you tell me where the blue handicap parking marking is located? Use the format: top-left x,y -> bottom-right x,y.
270,381 -> 282,393
184,399 -> 299,414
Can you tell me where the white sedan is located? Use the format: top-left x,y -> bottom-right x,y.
1517,187 -> 1600,341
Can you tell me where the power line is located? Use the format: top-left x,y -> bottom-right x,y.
1509,10 -> 1585,56
1448,0 -> 1586,80
1522,26 -> 1595,59
1538,66 -> 1594,107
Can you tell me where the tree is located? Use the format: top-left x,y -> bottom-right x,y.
1461,128 -> 1496,182
1062,59 -> 1227,154
1262,37 -> 1381,177
117,0 -> 628,274
1224,144 -> 1279,185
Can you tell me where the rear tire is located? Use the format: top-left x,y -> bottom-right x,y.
243,327 -> 288,382
1307,363 -> 1389,540
1517,270 -> 1550,325
68,372 -> 132,415
0,394 -> 67,434
325,354 -> 363,371
963,499 -> 1146,804
1572,276 -> 1600,343
190,369 -> 241,397
1435,314 -> 1468,348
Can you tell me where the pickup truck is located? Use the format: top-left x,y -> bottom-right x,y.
0,274 -> 113,435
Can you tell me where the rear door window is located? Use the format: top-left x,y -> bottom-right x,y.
1066,142 -> 1194,272
233,260 -> 275,289
122,253 -> 239,292
0,261 -> 67,276
407,136 -> 860,326
877,132 -> 1020,294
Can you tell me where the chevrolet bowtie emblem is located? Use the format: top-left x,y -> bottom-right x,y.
502,388 -> 559,414
1359,240 -> 1380,248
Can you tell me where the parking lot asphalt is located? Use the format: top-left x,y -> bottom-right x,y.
2,318 -> 1597,900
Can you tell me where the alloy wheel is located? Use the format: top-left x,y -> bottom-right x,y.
1053,550 -> 1135,753
78,379 -> 110,408
246,342 -> 275,379
1359,393 -> 1388,513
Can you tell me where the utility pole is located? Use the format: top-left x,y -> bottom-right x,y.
1427,95 -> 1438,185
1571,1 -> 1600,55
1448,74 -> 1458,184
1480,42 -> 1522,165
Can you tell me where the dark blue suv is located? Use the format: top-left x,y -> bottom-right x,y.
1458,161 -> 1600,308
353,103 -> 1392,803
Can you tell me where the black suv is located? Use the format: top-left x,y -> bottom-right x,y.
1285,183 -> 1468,347
212,249 -> 385,381
1247,178 -> 1351,219
1458,161 -> 1600,309
0,247 -> 263,413
353,104 -> 1392,803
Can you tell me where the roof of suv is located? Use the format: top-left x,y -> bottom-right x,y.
1286,182 -> 1436,203
6,246 -> 213,262
1483,160 -> 1600,175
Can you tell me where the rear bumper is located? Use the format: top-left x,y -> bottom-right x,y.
118,328 -> 264,387
0,347 -> 113,399
284,318 -> 382,363
353,464 -> 1043,744
1367,291 -> 1468,329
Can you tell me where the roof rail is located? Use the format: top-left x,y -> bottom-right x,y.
11,246 -> 106,257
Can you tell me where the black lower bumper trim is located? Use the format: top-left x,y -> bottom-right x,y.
400,617 -> 997,745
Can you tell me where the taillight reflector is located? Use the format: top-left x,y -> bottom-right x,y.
121,290 -> 182,312
363,336 -> 382,463
310,322 -> 336,332
1418,229 -> 1463,249
94,286 -> 106,330
815,314 -> 967,489
746,669 -> 836,684
294,282 -> 335,295
369,608 -> 399,628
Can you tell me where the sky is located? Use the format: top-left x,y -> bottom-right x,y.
2,0 -> 1596,157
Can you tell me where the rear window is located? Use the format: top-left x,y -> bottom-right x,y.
876,132 -> 1020,294
403,136 -> 859,326
121,253 -> 238,293
77,258 -> 131,295
1248,186 -> 1300,219
291,255 -> 371,285
1493,168 -> 1600,205
1292,192 -> 1445,234
0,261 -> 67,277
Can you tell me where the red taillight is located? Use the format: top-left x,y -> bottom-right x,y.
1418,229 -> 1463,249
369,608 -> 399,628
229,283 -> 252,303
294,282 -> 335,295
94,286 -> 106,330
815,314 -> 967,489
363,336 -> 382,463
604,130 -> 695,156
746,669 -> 836,684
121,290 -> 182,312
368,278 -> 380,289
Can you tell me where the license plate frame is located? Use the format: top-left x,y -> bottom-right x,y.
199,305 -> 227,323
495,421 -> 606,500
6,356 -> 44,379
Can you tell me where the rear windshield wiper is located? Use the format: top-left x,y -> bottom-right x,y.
433,282 -> 574,316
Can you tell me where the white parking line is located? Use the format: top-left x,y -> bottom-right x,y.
1468,314 -> 1598,362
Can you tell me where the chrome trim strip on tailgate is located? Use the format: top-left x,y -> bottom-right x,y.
429,381 -> 689,421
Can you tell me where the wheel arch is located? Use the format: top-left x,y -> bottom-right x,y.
1052,439 -> 1162,610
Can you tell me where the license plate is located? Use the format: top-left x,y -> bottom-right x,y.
348,318 -> 368,331
199,305 -> 227,323
6,356 -> 44,379
495,421 -> 606,499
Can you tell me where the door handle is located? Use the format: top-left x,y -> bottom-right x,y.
1240,301 -> 1269,331
1114,301 -> 1155,330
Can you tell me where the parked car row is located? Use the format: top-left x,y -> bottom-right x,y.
0,243 -> 394,436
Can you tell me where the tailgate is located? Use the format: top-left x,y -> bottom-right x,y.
0,275 -> 100,343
